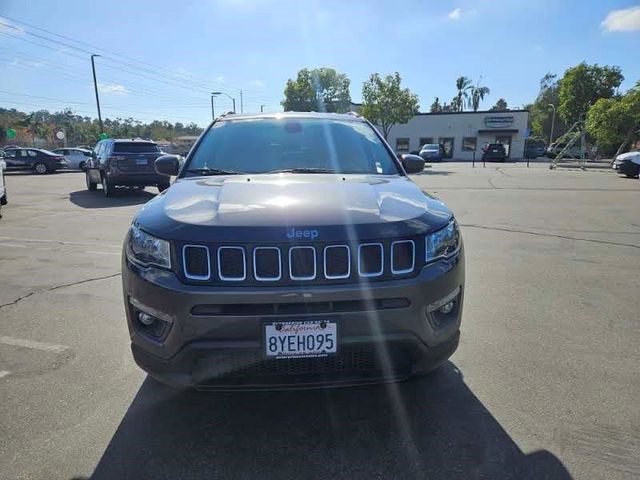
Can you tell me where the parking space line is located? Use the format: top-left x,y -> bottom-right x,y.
0,336 -> 69,354
0,370 -> 10,379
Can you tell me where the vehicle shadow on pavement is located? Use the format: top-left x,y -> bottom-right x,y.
413,169 -> 456,176
88,363 -> 572,480
68,189 -> 156,209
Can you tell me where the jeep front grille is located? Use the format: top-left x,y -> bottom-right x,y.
181,239 -> 420,285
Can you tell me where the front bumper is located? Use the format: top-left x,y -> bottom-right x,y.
122,249 -> 465,390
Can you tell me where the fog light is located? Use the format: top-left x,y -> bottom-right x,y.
138,311 -> 156,325
440,301 -> 454,314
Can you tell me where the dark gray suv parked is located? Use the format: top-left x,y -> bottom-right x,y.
86,139 -> 169,196
122,112 -> 464,389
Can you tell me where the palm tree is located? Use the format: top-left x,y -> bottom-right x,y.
469,85 -> 491,112
455,76 -> 473,112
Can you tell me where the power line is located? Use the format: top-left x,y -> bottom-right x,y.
0,15 -> 272,93
0,16 -> 279,98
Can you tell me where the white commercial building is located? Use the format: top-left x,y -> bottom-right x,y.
382,110 -> 529,161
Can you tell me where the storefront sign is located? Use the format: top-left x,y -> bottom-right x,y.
484,116 -> 514,128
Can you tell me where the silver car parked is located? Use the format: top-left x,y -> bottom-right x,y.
52,147 -> 93,171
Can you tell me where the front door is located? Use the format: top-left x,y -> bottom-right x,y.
439,137 -> 454,159
495,135 -> 512,158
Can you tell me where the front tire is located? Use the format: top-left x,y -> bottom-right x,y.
85,171 -> 97,191
101,174 -> 115,197
33,162 -> 48,175
79,161 -> 87,172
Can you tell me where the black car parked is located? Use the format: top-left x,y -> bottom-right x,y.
1,147 -> 67,174
482,143 -> 507,162
85,139 -> 169,196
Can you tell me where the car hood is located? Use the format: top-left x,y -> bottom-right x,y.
135,174 -> 453,242
617,151 -> 640,165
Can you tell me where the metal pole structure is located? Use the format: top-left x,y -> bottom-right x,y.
91,54 -> 103,133
548,103 -> 556,146
210,93 -> 215,121
240,90 -> 243,113
212,92 -> 236,113
260,105 -> 266,113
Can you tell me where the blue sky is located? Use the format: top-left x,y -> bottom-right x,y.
1,0 -> 639,126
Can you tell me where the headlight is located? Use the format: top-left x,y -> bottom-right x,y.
426,220 -> 460,263
126,223 -> 171,269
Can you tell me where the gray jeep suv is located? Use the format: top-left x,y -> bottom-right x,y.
122,112 -> 464,389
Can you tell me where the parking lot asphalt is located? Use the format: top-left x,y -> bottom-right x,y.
0,164 -> 639,480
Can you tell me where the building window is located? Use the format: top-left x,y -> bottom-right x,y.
396,138 -> 410,153
439,138 -> 454,159
419,137 -> 433,148
462,137 -> 477,151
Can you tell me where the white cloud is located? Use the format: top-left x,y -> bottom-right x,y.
0,16 -> 25,35
98,83 -> 128,94
601,5 -> 640,32
447,7 -> 477,21
448,8 -> 462,20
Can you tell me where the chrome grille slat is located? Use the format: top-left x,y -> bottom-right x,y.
182,245 -> 211,281
289,246 -> 317,280
324,245 -> 351,279
358,243 -> 384,278
391,240 -> 415,274
217,246 -> 246,281
184,240 -> 418,284
253,247 -> 282,281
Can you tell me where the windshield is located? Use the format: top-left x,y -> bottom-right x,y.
185,117 -> 400,175
422,144 -> 439,151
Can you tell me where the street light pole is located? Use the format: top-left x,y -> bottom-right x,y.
548,103 -> 556,146
212,92 -> 236,113
240,90 -> 243,113
210,93 -> 215,121
260,104 -> 266,113
91,54 -> 103,133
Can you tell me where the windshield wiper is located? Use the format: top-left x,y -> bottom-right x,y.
267,167 -> 336,174
185,168 -> 242,176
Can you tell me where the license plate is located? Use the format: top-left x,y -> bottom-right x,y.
264,320 -> 337,358
136,158 -> 147,165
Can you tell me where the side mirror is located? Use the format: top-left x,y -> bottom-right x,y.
400,154 -> 425,174
155,154 -> 181,176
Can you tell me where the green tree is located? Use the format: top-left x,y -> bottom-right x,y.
361,72 -> 419,139
282,67 -> 351,113
490,98 -> 508,111
586,83 -> 640,156
558,63 -> 624,124
453,76 -> 473,112
528,73 -> 567,142
430,97 -> 442,112
469,85 -> 490,112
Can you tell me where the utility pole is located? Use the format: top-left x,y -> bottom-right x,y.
548,103 -> 556,146
210,93 -> 215,121
91,54 -> 103,133
212,92 -> 236,113
240,90 -> 243,113
260,104 -> 265,113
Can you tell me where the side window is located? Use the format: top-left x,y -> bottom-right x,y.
27,150 -> 38,157
396,138 -> 410,153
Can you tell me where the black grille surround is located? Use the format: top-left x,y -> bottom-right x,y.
178,237 -> 424,286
